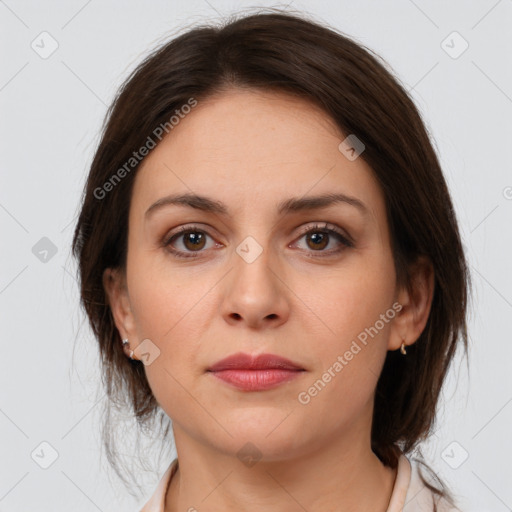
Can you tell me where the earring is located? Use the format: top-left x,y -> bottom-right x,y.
122,338 -> 135,360
400,341 -> 407,355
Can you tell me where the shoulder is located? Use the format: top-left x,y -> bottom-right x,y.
404,455 -> 462,512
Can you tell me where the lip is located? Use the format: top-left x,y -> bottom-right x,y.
207,352 -> 305,391
208,352 -> 304,371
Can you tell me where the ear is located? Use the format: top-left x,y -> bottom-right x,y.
103,267 -> 138,359
388,255 -> 435,352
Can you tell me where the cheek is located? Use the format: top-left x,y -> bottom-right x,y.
295,256 -> 395,394
126,254 -> 220,386
297,254 -> 396,341
294,289 -> 393,431
125,271 -> 208,415
127,243 -> 209,336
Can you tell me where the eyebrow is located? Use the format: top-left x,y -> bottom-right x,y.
145,192 -> 368,219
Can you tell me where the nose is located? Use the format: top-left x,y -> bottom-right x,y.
220,243 -> 290,330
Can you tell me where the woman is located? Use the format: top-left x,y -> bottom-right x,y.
72,10 -> 469,511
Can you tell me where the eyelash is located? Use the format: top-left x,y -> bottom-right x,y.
162,222 -> 354,259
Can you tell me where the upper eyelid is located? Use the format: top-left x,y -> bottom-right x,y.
295,222 -> 348,237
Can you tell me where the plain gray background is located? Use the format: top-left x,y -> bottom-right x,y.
1,0 -> 511,510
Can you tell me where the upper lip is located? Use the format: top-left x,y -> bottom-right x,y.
207,352 -> 304,372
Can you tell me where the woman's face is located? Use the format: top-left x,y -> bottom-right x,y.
110,88 -> 409,460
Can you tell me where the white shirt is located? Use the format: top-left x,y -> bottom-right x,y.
140,453 -> 461,511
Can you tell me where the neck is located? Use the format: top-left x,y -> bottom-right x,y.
165,425 -> 397,511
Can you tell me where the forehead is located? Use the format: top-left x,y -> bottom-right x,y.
130,88 -> 385,222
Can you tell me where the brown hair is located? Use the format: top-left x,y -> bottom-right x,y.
72,8 -> 470,504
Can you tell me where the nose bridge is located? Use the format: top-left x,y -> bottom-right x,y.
233,232 -> 277,297
220,229 -> 290,327
231,210 -> 275,278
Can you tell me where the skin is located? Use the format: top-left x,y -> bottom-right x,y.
104,88 -> 434,511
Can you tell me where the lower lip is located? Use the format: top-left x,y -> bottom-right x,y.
208,369 -> 303,391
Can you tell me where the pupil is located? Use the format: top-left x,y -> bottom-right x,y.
309,232 -> 327,249
186,232 -> 204,248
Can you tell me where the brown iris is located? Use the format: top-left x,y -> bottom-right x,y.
182,231 -> 206,251
306,231 -> 329,250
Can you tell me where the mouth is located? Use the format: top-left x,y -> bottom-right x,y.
206,352 -> 305,391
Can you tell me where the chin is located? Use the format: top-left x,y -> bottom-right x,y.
208,418 -> 309,461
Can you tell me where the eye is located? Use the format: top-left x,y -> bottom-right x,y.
162,222 -> 354,260
292,222 -> 354,257
163,224 -> 219,259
